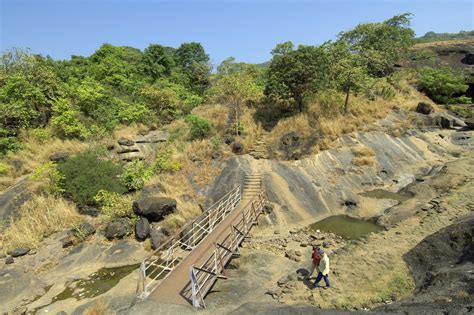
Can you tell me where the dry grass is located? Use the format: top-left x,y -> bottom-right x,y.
239,107 -> 262,152
111,123 -> 147,140
352,156 -> 376,167
192,104 -> 229,133
352,145 -> 375,158
0,194 -> 82,251
413,39 -> 474,49
83,300 -> 114,315
266,85 -> 430,156
0,129 -> 88,192
145,173 -> 202,233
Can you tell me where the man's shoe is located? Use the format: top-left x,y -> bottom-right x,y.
323,286 -> 330,290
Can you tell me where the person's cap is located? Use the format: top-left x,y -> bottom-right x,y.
318,249 -> 325,255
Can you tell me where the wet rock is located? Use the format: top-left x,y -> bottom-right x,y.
232,142 -> 244,154
135,216 -> 151,241
49,152 -> 69,163
72,222 -> 96,239
133,197 -> 177,222
11,247 -> 30,257
118,138 -> 134,146
5,256 -> 14,264
416,102 -> 434,115
104,218 -> 133,240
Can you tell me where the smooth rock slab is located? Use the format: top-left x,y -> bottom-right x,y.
10,247 -> 30,257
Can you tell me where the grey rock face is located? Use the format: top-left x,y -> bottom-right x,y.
104,218 -> 133,240
135,217 -> 151,241
132,197 -> 177,222
10,247 -> 30,257
5,256 -> 14,264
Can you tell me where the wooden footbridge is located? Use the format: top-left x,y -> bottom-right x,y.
136,172 -> 267,308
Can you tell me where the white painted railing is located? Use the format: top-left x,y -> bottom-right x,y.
137,185 -> 242,299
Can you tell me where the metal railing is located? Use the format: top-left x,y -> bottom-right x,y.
188,190 -> 268,308
137,185 -> 242,299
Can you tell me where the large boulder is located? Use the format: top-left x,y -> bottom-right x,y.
104,218 -> 133,240
132,197 -> 177,222
10,247 -> 30,257
416,102 -> 434,115
118,138 -> 135,146
135,217 -> 151,241
49,152 -> 69,163
439,115 -> 453,129
72,221 -> 96,239
232,142 -> 244,154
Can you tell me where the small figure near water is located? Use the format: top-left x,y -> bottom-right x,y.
313,249 -> 330,289
305,246 -> 321,280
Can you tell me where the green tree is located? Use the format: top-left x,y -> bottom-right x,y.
339,13 -> 415,77
419,67 -> 469,104
327,41 -> 371,113
142,44 -> 174,81
175,42 -> 211,94
212,71 -> 263,133
0,49 -> 63,134
265,43 -> 332,112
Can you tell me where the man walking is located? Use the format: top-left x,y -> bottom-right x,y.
306,246 -> 321,280
313,249 -> 330,289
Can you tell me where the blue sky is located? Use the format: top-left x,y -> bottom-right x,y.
1,0 -> 473,65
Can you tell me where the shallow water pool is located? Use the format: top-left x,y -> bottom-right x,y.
310,215 -> 383,240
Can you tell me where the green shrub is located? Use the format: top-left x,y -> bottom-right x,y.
0,162 -> 10,175
0,135 -> 20,155
51,98 -> 90,139
211,136 -> 221,151
30,128 -> 51,144
31,161 -> 64,194
371,79 -> 396,100
448,105 -> 474,118
152,147 -> 181,173
57,152 -> 126,206
184,114 -> 210,139
94,190 -> 134,219
419,67 -> 469,104
120,160 -> 153,191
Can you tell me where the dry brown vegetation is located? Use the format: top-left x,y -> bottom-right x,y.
266,79 -> 432,155
1,194 -> 82,251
